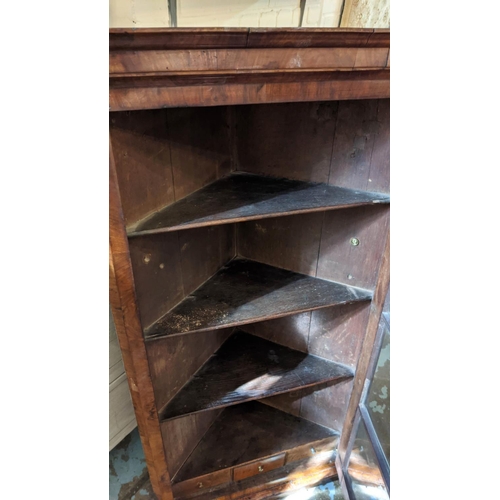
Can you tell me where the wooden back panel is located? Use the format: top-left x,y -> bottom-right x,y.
110,106 -> 232,227
234,99 -> 389,432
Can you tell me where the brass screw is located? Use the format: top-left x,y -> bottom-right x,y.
258,466 -> 264,472
198,483 -> 203,489
350,237 -> 360,246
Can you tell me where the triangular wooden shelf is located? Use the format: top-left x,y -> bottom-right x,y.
128,172 -> 389,237
146,258 -> 372,339
160,331 -> 354,421
173,401 -> 339,485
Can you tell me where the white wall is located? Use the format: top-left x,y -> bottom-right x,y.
109,0 -> 346,28
341,0 -> 390,27
109,0 -> 170,28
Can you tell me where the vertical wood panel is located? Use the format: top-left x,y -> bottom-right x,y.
328,99 -> 389,194
308,302 -> 370,367
367,99 -> 390,194
237,213 -> 323,276
161,409 -> 223,479
316,205 -> 389,291
300,379 -> 353,431
129,224 -> 235,330
129,232 -> 185,330
110,109 -> 175,226
178,225 -> 236,295
167,106 -> 232,201
339,231 -> 390,456
260,390 -> 303,417
236,101 -> 338,182
240,312 -> 312,353
147,329 -> 232,411
111,106 -> 233,228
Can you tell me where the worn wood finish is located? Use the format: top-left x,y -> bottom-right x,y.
173,402 -> 338,484
129,224 -> 235,330
109,28 -> 249,51
110,106 -> 232,226
110,29 -> 389,111
316,205 -> 390,291
246,28 -> 389,49
177,454 -> 337,500
338,231 -> 390,458
109,28 -> 389,51
235,208 -> 385,436
146,258 -> 372,339
110,48 -> 389,75
128,231 -> 184,330
299,379 -> 355,433
128,173 -> 388,237
160,331 -> 354,421
166,106 -> 232,200
236,101 -> 338,183
308,302 -> 371,367
329,99 -> 390,194
235,100 -> 390,193
146,329 -> 232,412
110,69 -> 389,90
237,212 -> 324,277
109,144 -> 173,500
109,109 -> 176,226
233,454 -> 286,482
173,468 -> 233,499
109,28 -> 390,500
161,410 -> 223,479
110,79 -> 389,111
240,312 -> 312,354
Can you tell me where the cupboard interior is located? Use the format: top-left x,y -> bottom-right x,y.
110,99 -> 389,496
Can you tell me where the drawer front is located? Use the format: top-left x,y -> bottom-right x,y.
286,436 -> 338,464
233,453 -> 286,482
172,468 -> 232,498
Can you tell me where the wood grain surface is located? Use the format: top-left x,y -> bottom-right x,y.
174,401 -> 338,481
146,258 -> 372,339
160,331 -> 354,421
128,172 -> 389,237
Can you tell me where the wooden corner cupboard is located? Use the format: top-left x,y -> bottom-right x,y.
109,27 -> 390,500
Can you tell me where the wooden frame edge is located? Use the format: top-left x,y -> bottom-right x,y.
109,140 -> 174,500
339,229 -> 390,459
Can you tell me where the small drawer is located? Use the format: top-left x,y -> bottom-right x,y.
172,468 -> 231,498
233,453 -> 286,482
286,436 -> 338,464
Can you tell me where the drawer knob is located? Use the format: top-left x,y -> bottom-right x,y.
258,466 -> 264,472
